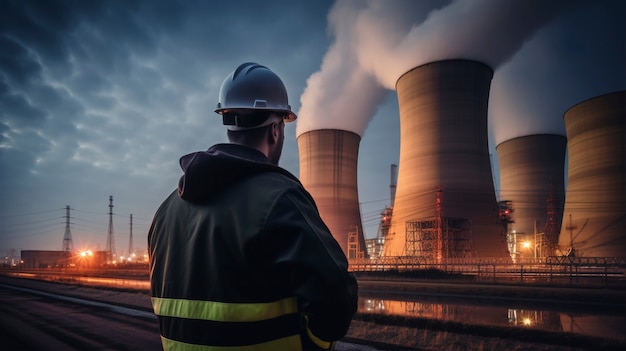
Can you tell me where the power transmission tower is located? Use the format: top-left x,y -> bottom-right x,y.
62,205 -> 74,252
128,214 -> 134,258
106,195 -> 116,263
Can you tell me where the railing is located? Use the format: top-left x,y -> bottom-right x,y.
349,256 -> 626,287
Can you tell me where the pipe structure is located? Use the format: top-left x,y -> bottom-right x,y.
559,90 -> 625,257
384,59 -> 508,259
297,129 -> 368,258
389,164 -> 398,208
496,134 -> 567,257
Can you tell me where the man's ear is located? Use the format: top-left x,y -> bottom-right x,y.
268,121 -> 280,145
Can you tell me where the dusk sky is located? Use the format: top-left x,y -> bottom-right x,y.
1,0 -> 624,256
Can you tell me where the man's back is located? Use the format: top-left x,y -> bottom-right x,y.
149,144 -> 357,350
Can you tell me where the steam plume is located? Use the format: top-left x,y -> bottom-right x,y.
296,0 -> 572,137
489,1 -> 626,144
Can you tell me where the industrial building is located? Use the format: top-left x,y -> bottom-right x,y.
297,129 -> 368,258
384,59 -> 508,259
496,134 -> 567,260
20,250 -> 107,268
558,91 -> 626,257
365,164 -> 397,259
21,250 -> 71,268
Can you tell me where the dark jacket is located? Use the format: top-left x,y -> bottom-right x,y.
149,143 -> 358,350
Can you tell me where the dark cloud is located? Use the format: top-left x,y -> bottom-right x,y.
1,92 -> 46,123
0,0 -> 110,85
1,0 -> 74,63
0,37 -> 43,86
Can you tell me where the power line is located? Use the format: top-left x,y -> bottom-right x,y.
72,208 -> 107,215
0,216 -> 62,229
0,208 -> 65,218
0,225 -> 62,239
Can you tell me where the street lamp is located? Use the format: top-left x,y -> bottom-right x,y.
78,250 -> 93,269
522,239 -> 543,262
522,240 -> 535,260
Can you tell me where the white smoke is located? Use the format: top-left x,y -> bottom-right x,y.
489,1 -> 626,144
296,0 -> 574,137
296,2 -> 389,137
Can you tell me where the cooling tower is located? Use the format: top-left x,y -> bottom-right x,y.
384,60 -> 508,259
496,134 -> 567,256
297,129 -> 368,258
559,91 -> 626,257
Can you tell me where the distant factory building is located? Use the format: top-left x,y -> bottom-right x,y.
365,237 -> 385,259
21,250 -> 108,268
21,250 -> 72,268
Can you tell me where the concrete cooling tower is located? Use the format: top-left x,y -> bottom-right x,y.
559,90 -> 626,257
384,59 -> 508,259
496,134 -> 567,258
297,129 -> 368,259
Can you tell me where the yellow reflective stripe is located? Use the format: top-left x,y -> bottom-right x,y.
304,315 -> 333,350
152,296 -> 297,322
161,334 -> 302,351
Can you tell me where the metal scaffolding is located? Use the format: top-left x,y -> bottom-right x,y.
347,226 -> 365,260
405,217 -> 473,261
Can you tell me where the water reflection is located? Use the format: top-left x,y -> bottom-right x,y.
359,297 -> 625,341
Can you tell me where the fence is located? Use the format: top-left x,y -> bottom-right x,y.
349,256 -> 626,287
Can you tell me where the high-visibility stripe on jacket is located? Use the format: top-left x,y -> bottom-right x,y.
152,296 -> 309,350
152,296 -> 298,322
160,334 -> 303,351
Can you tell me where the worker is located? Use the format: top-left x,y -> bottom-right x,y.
148,62 -> 358,350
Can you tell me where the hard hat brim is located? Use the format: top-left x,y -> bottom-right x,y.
215,107 -> 297,122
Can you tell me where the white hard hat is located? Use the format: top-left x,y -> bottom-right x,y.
215,62 -> 297,128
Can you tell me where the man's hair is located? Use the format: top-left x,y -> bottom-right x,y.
226,111 -> 285,146
227,122 -> 273,146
